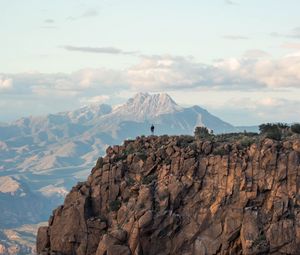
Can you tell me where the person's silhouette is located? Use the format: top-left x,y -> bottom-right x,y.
151,124 -> 155,135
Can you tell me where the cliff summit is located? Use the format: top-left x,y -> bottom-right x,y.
37,133 -> 300,255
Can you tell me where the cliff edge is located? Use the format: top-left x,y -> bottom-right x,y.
37,134 -> 300,255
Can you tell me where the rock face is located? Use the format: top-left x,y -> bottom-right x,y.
37,135 -> 300,255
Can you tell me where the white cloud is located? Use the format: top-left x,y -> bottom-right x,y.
223,35 -> 248,40
62,45 -> 136,55
243,50 -> 270,59
1,61 -> 300,124
3,52 -> 300,98
127,55 -> 210,90
44,19 -> 54,23
225,0 -> 238,5
79,95 -> 110,105
271,27 -> 300,39
126,53 -> 300,90
211,95 -> 300,125
281,43 -> 300,50
0,76 -> 13,91
290,27 -> 300,39
67,9 -> 99,21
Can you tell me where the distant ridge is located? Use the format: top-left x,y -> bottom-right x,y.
0,92 -> 245,174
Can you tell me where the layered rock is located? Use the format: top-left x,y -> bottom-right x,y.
37,135 -> 300,255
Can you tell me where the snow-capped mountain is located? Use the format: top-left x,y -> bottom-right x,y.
0,92 -> 238,173
116,92 -> 182,119
0,92 -> 249,231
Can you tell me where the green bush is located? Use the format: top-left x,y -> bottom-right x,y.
259,123 -> 282,140
109,200 -> 121,212
126,177 -> 135,186
137,151 -> 148,161
194,126 -> 212,139
212,147 -> 227,156
164,158 -> 172,165
142,174 -> 156,185
239,137 -> 256,148
291,123 -> 300,134
123,144 -> 135,155
253,234 -> 266,247
266,129 -> 282,140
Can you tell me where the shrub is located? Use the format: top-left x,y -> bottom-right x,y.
239,137 -> 256,148
109,200 -> 121,212
277,123 -> 289,129
291,123 -> 300,134
266,129 -> 282,140
126,177 -> 135,186
259,123 -> 282,140
137,151 -> 148,161
141,174 -> 156,185
253,234 -> 267,247
124,144 -> 135,155
177,135 -> 194,147
212,147 -> 227,156
138,203 -> 145,210
164,158 -> 172,165
194,126 -> 212,139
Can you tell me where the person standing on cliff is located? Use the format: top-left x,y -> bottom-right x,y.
151,124 -> 155,135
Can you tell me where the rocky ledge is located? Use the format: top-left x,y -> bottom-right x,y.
37,135 -> 300,255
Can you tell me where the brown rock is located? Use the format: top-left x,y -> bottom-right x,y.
107,245 -> 131,255
292,139 -> 300,153
37,135 -> 300,255
36,226 -> 50,253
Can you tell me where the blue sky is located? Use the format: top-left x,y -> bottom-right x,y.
1,0 -> 300,125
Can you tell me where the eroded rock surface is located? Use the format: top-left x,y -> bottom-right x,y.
37,135 -> 300,255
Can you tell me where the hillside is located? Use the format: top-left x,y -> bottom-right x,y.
37,134 -> 300,255
0,93 -> 238,174
0,93 -> 245,254
0,176 -> 57,228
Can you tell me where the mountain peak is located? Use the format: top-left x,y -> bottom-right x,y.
132,92 -> 176,103
124,92 -> 181,119
0,176 -> 22,195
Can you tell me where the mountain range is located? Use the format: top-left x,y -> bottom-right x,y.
0,93 -> 259,211
0,93 -> 257,174
0,92 -> 259,253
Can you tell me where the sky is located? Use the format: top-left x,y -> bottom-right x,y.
1,0 -> 300,125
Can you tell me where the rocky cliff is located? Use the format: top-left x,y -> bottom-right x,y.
37,134 -> 300,255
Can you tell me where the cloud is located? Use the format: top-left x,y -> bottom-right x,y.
126,53 -> 300,90
67,9 -> 99,21
225,0 -> 238,5
0,70 -> 126,121
62,45 -> 137,55
126,56 -> 213,90
2,52 -> 300,123
271,27 -> 300,39
82,9 -> 99,18
0,76 -> 13,91
79,95 -> 110,105
44,19 -> 54,23
2,51 -> 300,105
242,50 -> 270,59
41,26 -> 57,29
290,27 -> 300,39
0,68 -> 127,98
222,96 -> 300,123
281,43 -> 300,50
223,35 -> 249,40
284,51 -> 300,58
